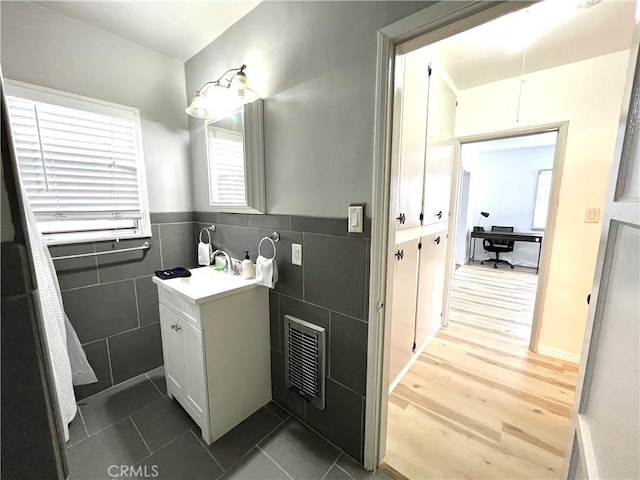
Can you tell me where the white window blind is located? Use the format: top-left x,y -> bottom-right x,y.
532,169 -> 552,230
6,82 -> 150,243
208,128 -> 246,205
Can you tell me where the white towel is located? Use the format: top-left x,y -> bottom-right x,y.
255,255 -> 278,289
198,242 -> 212,266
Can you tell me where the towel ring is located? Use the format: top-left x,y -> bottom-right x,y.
199,227 -> 212,244
258,237 -> 277,260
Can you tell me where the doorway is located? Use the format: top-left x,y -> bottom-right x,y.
365,0 -> 636,475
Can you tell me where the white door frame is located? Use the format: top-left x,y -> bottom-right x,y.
445,123 -> 568,356
364,0 -> 535,470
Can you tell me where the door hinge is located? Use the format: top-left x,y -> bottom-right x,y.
587,294 -> 591,305
412,342 -> 416,351
427,64 -> 432,76
418,242 -> 422,250
394,249 -> 404,260
419,212 -> 424,221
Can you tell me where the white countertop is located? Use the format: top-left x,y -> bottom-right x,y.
152,266 -> 260,305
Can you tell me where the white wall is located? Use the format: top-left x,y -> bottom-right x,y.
0,2 -> 192,213
466,145 -> 554,267
455,50 -> 630,358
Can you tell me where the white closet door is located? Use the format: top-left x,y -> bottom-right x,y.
415,229 -> 448,350
423,64 -> 457,225
395,51 -> 430,230
388,238 -> 420,387
567,43 -> 639,480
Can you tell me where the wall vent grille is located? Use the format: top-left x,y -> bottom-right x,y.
284,315 -> 326,410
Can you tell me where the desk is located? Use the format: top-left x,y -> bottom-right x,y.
469,230 -> 544,273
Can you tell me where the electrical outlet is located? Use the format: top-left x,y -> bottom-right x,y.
292,243 -> 302,266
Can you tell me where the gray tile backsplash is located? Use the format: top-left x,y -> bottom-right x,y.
108,323 -> 163,384
158,222 -> 197,269
48,242 -> 98,291
304,233 -> 368,320
57,211 -> 369,463
95,226 -> 161,283
193,211 -> 370,464
74,339 -> 112,400
53,214 -> 196,401
63,280 -> 139,344
136,276 -> 161,326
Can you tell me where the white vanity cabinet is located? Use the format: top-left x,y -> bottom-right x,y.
153,267 -> 271,445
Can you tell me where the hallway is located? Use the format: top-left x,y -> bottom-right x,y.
384,265 -> 577,479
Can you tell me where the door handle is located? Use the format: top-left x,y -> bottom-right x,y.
396,213 -> 406,224
434,210 -> 443,220
171,323 -> 182,332
434,236 -> 441,245
394,249 -> 404,260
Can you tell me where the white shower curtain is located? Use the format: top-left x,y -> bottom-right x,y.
22,198 -> 97,441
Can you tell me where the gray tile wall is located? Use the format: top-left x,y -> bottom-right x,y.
194,211 -> 370,463
51,212 -> 197,400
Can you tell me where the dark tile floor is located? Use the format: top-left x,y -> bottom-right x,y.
67,367 -> 389,480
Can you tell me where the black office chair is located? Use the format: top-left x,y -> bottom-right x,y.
481,226 -> 515,269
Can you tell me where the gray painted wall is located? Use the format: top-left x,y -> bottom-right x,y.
0,1 -> 192,213
185,1 -> 431,216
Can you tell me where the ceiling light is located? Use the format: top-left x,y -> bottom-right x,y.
185,64 -> 260,119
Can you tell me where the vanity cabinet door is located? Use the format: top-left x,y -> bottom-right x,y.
159,304 -> 186,398
182,320 -> 207,426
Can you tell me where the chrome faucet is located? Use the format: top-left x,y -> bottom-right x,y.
211,249 -> 233,274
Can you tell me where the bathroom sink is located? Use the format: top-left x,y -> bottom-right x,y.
152,266 -> 259,305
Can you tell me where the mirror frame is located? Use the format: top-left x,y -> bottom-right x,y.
205,98 -> 265,214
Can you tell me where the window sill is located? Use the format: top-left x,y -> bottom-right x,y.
43,231 -> 152,246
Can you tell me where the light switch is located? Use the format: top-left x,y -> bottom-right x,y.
585,208 -> 600,223
348,205 -> 363,233
292,243 -> 302,266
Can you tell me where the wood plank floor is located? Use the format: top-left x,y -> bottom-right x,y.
383,265 -> 577,480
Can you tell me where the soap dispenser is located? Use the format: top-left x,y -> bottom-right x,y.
241,251 -> 255,279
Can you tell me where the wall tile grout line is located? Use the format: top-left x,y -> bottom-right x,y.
79,320 -> 160,349
257,445 -> 295,480
133,279 -> 141,328
157,224 -> 164,270
129,415 -> 152,454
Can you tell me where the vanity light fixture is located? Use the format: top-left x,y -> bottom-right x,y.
185,64 -> 260,119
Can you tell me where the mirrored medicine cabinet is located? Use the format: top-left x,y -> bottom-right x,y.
205,99 -> 265,213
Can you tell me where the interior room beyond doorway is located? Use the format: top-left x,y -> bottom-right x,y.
455,132 -> 557,273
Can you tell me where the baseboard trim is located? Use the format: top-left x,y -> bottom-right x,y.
388,325 -> 440,394
537,344 -> 580,364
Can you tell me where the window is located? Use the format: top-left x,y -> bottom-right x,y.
532,169 -> 552,230
6,81 -> 150,244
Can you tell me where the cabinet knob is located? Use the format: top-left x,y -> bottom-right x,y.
396,213 -> 406,224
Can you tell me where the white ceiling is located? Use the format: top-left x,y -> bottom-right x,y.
430,0 -> 636,90
32,0 -> 261,61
